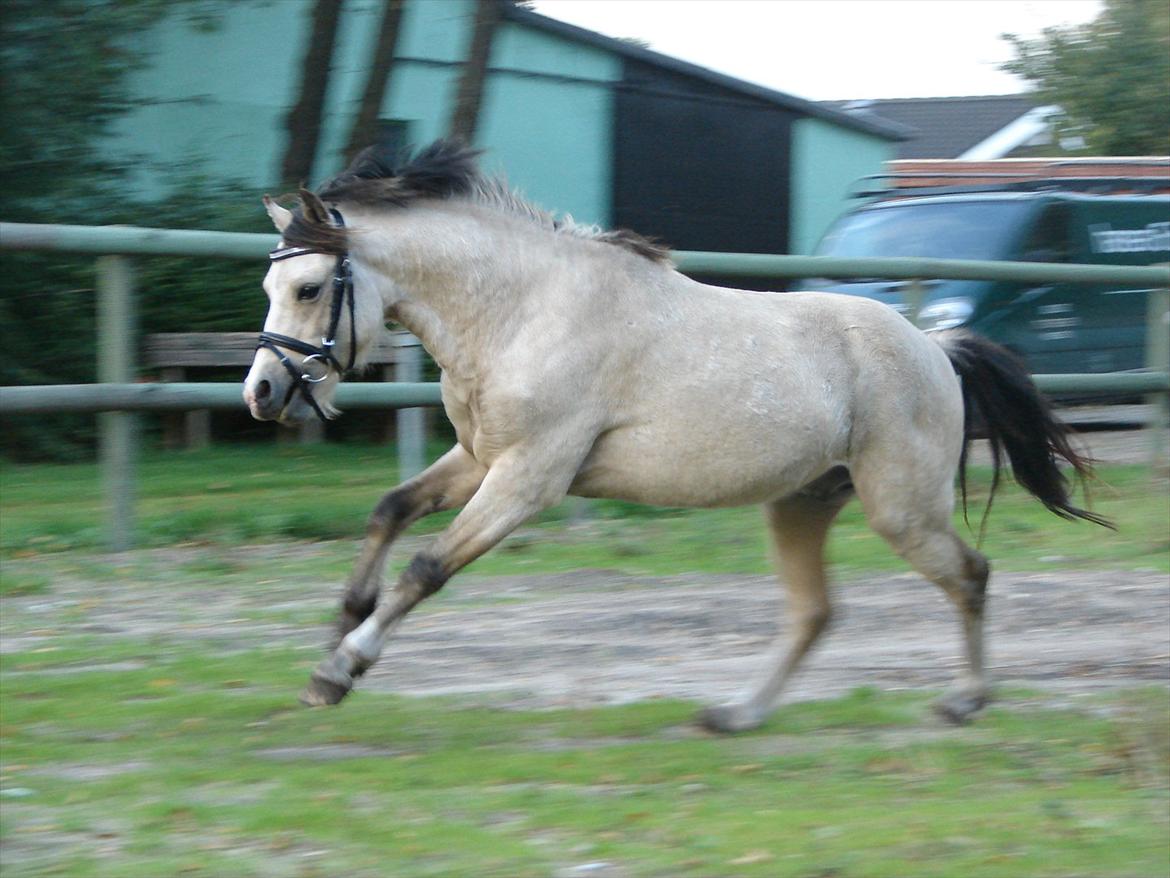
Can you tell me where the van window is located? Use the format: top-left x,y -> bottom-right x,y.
817,200 -> 1032,261
1019,205 -> 1071,262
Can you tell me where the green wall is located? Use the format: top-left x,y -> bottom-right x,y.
106,1 -> 308,198
790,117 -> 897,254
106,0 -> 890,246
107,0 -> 618,225
474,21 -> 619,225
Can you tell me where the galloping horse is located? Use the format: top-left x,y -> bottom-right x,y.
244,141 -> 1108,732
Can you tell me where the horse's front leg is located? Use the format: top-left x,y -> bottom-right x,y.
302,447 -> 578,706
336,444 -> 486,644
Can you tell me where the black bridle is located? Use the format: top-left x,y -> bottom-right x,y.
257,209 -> 356,422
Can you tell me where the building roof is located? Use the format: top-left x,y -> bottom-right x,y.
821,95 -> 1042,159
502,3 -> 907,142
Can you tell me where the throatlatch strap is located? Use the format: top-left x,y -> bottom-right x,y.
326,209 -> 357,375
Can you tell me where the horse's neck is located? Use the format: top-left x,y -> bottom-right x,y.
390,299 -> 474,378
365,207 -> 536,378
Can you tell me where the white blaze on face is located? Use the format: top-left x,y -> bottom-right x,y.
242,246 -> 340,421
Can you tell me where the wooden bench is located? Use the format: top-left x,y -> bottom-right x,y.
144,331 -> 404,447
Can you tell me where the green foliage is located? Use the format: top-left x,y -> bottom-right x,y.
1002,0 -> 1170,154
0,181 -> 273,459
1,0 -> 160,219
0,1 -> 264,460
2,0 -> 159,457
0,0 -> 230,219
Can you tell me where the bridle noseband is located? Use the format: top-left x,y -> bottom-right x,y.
257,209 -> 356,422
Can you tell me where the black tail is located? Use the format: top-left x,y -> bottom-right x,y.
933,330 -> 1113,531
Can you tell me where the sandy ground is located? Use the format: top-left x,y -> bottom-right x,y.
2,420 -> 1166,712
4,550 -> 1167,713
352,568 -> 1170,710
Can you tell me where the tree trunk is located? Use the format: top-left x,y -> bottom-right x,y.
343,0 -> 405,163
280,0 -> 345,186
448,0 -> 501,143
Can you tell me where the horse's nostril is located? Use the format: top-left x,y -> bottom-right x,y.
256,380 -> 272,401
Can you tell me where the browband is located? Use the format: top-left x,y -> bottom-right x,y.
269,245 -> 321,262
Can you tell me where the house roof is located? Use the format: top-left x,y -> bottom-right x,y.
502,3 -> 907,142
821,95 -> 1041,159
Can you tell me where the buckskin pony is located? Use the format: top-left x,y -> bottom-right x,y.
243,141 -> 1108,732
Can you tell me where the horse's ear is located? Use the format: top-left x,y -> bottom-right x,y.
299,188 -> 331,225
263,195 -> 292,232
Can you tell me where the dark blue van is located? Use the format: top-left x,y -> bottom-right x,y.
802,185 -> 1169,374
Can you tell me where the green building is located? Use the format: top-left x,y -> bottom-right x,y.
110,0 -> 903,255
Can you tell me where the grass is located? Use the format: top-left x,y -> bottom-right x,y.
1,641 -> 1167,877
1,445 -> 1167,575
1,445 -> 1168,875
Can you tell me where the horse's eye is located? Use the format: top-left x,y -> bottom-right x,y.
298,283 -> 322,302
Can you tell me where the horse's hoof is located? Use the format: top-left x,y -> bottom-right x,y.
298,668 -> 353,707
697,704 -> 763,734
932,689 -> 988,725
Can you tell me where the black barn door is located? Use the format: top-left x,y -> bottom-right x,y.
613,59 -> 794,264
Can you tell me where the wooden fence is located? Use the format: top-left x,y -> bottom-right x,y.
1,221 -> 1167,550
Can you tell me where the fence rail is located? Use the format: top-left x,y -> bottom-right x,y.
0,382 -> 443,413
0,222 -> 274,260
2,373 -> 1166,416
4,221 -> 1169,285
2,221 -> 1167,550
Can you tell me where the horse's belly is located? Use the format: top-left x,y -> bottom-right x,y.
569,421 -> 840,508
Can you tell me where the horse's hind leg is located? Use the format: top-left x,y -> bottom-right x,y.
852,458 -> 991,724
701,484 -> 850,733
337,444 -> 486,642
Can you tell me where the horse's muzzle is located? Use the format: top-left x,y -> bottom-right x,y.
243,376 -> 286,421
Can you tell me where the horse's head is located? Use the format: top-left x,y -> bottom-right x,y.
243,192 -> 370,424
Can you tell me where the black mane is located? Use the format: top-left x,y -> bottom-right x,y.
317,139 -> 482,206
280,139 -> 670,263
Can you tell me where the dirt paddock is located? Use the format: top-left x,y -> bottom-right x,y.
3,419 -> 1166,713
4,550 -> 1167,713
372,568 -> 1170,709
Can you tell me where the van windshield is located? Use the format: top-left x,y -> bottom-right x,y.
816,200 -> 1032,261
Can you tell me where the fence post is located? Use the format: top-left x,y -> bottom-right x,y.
1147,284 -> 1170,470
96,256 -> 137,551
904,278 -> 927,327
393,332 -> 426,480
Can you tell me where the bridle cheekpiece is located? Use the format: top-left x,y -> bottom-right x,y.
257,208 -> 356,422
